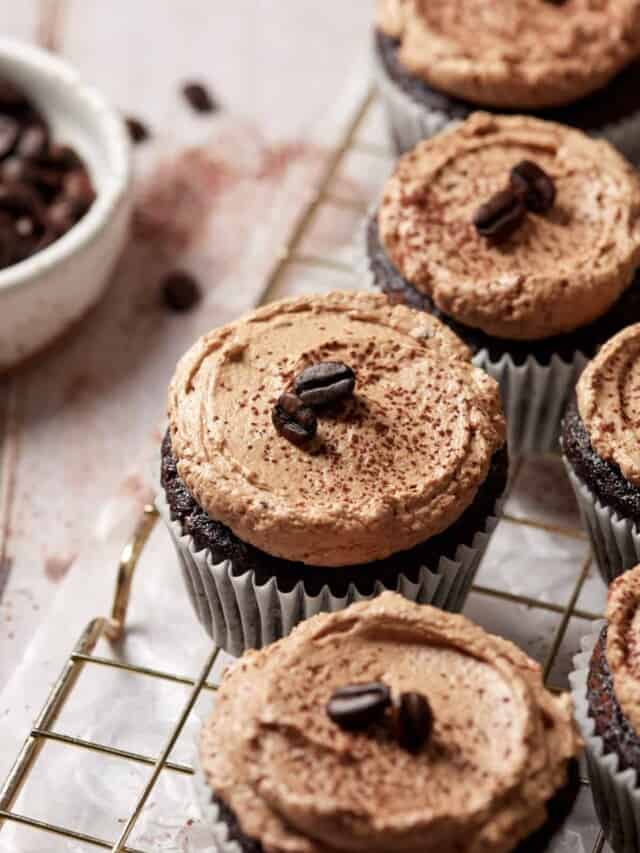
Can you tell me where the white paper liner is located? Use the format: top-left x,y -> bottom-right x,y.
564,457 -> 640,585
569,620 -> 640,853
156,489 -> 500,657
356,209 -> 587,457
193,761 -> 242,853
372,38 -> 640,164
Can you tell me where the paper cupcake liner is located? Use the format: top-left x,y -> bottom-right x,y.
564,458 -> 640,585
372,39 -> 640,164
356,210 -> 587,457
570,620 -> 640,853
192,760 -> 242,853
156,489 -> 500,657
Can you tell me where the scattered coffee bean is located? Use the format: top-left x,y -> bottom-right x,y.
182,81 -> 218,114
125,115 -> 150,145
272,392 -> 317,447
294,362 -> 356,407
327,683 -> 391,731
396,692 -> 433,753
162,270 -> 202,312
510,160 -> 556,215
473,188 -> 526,242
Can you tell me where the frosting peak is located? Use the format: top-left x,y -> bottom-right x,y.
168,291 -> 505,566
377,0 -> 640,109
577,323 -> 640,486
606,565 -> 640,735
201,592 -> 581,853
378,114 -> 640,341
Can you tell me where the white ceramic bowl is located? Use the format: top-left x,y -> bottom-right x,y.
0,38 -> 132,371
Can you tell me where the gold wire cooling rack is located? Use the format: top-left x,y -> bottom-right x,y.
0,86 -> 607,852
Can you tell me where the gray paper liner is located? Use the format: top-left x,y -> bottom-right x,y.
156,490 -> 499,657
564,459 -> 640,584
356,210 -> 587,457
372,38 -> 640,164
570,621 -> 640,853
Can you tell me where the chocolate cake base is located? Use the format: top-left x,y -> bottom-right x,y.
208,761 -> 580,853
161,432 -> 508,597
375,30 -> 640,141
561,400 -> 640,527
366,215 -> 640,366
587,625 -> 640,776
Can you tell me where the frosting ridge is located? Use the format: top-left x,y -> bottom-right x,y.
376,0 -> 640,109
605,565 -> 640,735
201,592 -> 581,853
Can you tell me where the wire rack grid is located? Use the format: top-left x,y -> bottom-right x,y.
0,85 -> 607,853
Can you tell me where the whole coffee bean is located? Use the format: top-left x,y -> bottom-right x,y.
47,143 -> 82,170
272,393 -> 317,447
327,683 -> 391,731
510,160 -> 556,214
396,692 -> 433,753
125,115 -> 150,144
0,181 -> 44,220
162,270 -> 202,312
47,198 -> 77,235
16,123 -> 48,159
63,168 -> 96,213
473,188 -> 526,242
0,116 -> 19,158
294,362 -> 356,407
182,81 -> 218,114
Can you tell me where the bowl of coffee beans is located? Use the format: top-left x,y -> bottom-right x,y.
0,37 -> 131,371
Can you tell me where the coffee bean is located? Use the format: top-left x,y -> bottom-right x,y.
47,198 -> 77,235
396,692 -> 433,753
162,270 -> 202,312
47,143 -> 82,170
0,116 -> 19,159
125,115 -> 150,144
0,80 -> 27,110
327,683 -> 391,731
182,81 -> 218,114
16,123 -> 48,159
473,188 -> 526,242
294,362 -> 356,407
63,168 -> 95,214
510,160 -> 556,214
272,393 -> 317,447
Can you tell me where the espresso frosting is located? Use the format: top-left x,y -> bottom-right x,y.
378,113 -> 640,341
168,291 -> 504,566
605,565 -> 640,735
201,592 -> 581,853
376,0 -> 640,109
577,323 -> 640,486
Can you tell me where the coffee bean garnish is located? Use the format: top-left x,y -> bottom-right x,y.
510,160 -> 556,215
125,115 -> 150,145
293,361 -> 356,407
182,81 -> 218,114
162,270 -> 202,312
327,683 -> 391,731
272,393 -> 317,447
473,188 -> 526,242
395,692 -> 433,753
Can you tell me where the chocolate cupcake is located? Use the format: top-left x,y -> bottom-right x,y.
158,291 -> 507,655
570,567 -> 640,852
197,592 -> 582,853
374,0 -> 640,161
361,113 -> 640,456
562,323 -> 640,584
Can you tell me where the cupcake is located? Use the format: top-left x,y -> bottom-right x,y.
198,592 -> 582,853
374,0 -> 640,162
158,291 -> 507,655
562,323 -> 640,584
362,112 -> 640,456
570,566 -> 640,852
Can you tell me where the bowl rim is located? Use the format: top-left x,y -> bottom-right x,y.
0,37 -> 132,294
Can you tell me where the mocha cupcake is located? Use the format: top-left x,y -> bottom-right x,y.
362,113 -> 640,456
570,566 -> 640,852
158,291 -> 507,655
562,323 -> 640,584
197,592 -> 582,853
374,0 -> 640,161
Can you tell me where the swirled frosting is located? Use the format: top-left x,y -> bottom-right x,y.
201,592 -> 581,853
577,323 -> 640,486
376,0 -> 640,109
605,565 -> 640,735
378,113 -> 640,341
168,291 -> 504,566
